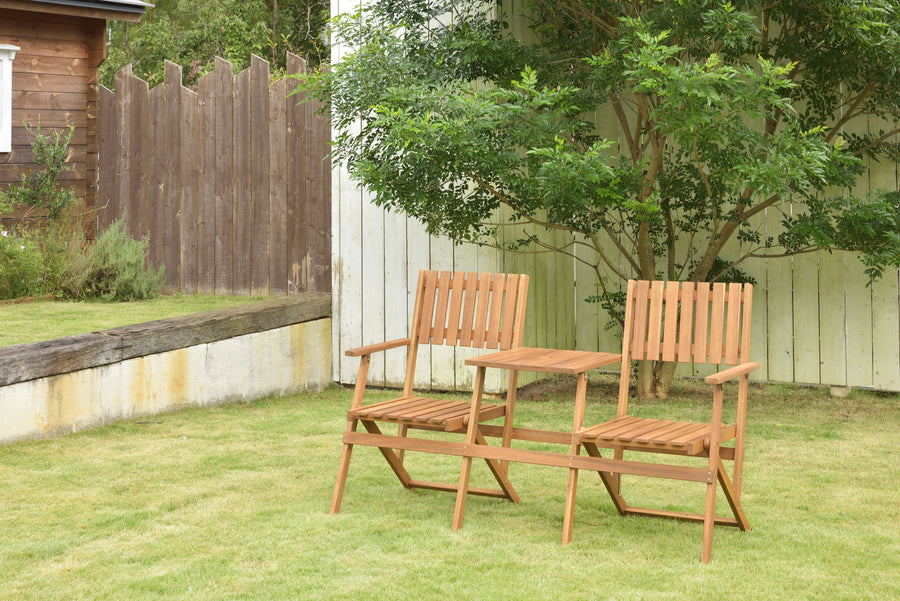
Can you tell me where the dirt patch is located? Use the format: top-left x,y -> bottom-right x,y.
513,371 -> 762,404
515,372 -> 621,403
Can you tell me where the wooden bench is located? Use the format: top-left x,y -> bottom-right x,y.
330,270 -> 529,514
564,279 -> 760,563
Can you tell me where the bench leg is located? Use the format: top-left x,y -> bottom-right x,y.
452,366 -> 487,531
562,467 -> 579,545
562,372 -> 589,545
330,419 -> 358,515
702,478 -> 717,564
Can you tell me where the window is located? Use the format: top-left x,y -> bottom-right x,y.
0,44 -> 18,153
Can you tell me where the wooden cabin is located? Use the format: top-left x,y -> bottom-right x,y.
0,0 -> 148,228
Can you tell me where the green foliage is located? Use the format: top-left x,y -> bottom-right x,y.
297,0 -> 900,299
2,124 -> 77,219
65,219 -> 164,302
0,125 -> 83,300
0,229 -> 46,299
101,0 -> 330,88
0,128 -> 163,302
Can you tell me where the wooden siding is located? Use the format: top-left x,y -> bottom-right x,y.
96,54 -> 331,297
0,8 -> 103,225
332,0 -> 900,393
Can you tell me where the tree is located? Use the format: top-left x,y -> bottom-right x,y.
102,0 -> 330,89
297,0 -> 900,397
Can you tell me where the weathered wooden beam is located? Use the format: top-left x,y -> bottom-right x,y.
0,293 -> 330,386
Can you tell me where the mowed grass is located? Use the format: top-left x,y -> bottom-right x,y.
0,295 -> 268,348
0,376 -> 898,600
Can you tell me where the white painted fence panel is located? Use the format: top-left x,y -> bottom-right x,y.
331,0 -> 900,393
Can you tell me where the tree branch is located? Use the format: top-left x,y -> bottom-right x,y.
827,76 -> 879,143
855,127 -> 900,157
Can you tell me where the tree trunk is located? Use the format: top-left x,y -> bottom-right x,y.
636,359 -> 677,399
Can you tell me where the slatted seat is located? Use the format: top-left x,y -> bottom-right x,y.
579,417 -> 736,455
564,279 -> 760,563
330,269 -> 530,515
349,396 -> 506,431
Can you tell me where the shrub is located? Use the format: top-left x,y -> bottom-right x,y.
0,229 -> 46,299
3,124 -> 77,219
65,219 -> 164,301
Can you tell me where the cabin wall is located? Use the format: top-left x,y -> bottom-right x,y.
0,8 -> 104,230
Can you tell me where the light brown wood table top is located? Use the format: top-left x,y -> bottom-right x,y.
466,347 -> 622,375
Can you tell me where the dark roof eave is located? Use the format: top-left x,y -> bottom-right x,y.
13,0 -> 151,16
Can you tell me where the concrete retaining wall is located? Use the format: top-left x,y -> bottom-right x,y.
0,294 -> 332,444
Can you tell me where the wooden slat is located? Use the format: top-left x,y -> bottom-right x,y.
708,282 -> 726,364
441,404 -> 506,431
96,85 -> 116,233
401,399 -> 462,420
163,61 -> 183,291
418,271 -> 439,343
384,398 -> 440,421
725,284 -> 742,364
431,271 -> 452,344
250,56 -> 271,295
286,54 -> 308,293
444,272 -> 466,345
472,273 -> 492,347
630,280 -> 650,360
485,274 -> 506,348
677,282 -> 695,362
580,416 -> 644,438
652,422 -> 704,446
634,420 -> 694,444
196,70 -> 216,293
268,77 -> 288,293
693,282 -> 710,362
343,432 -> 710,482
179,89 -> 199,294
511,274 -> 530,348
415,403 -> 473,424
605,418 -> 667,442
424,405 -> 472,423
232,67 -> 251,294
613,418 -> 672,442
623,506 -> 741,527
458,272 -> 478,346
645,281 -> 665,360
499,274 -> 521,349
740,284 -> 754,362
304,55 -> 331,293
351,396 -> 418,418
667,423 -> 712,447
147,85 -> 165,274
129,73 -> 149,243
662,282 -> 680,362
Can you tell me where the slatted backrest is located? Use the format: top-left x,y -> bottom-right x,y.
411,270 -> 530,350
620,279 -> 753,367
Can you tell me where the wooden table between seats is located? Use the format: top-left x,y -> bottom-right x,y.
452,347 -> 622,533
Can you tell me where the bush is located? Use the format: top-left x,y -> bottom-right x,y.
64,219 -> 164,301
0,229 -> 46,299
0,123 -> 163,302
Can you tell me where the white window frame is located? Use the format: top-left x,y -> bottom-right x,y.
0,44 -> 19,154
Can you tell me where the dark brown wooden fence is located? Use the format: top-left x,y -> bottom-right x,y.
97,53 -> 330,296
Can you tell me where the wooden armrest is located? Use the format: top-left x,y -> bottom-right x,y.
345,338 -> 410,357
704,362 -> 761,385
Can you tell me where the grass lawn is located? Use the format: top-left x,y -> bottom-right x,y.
0,375 -> 897,600
0,295 -> 269,348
